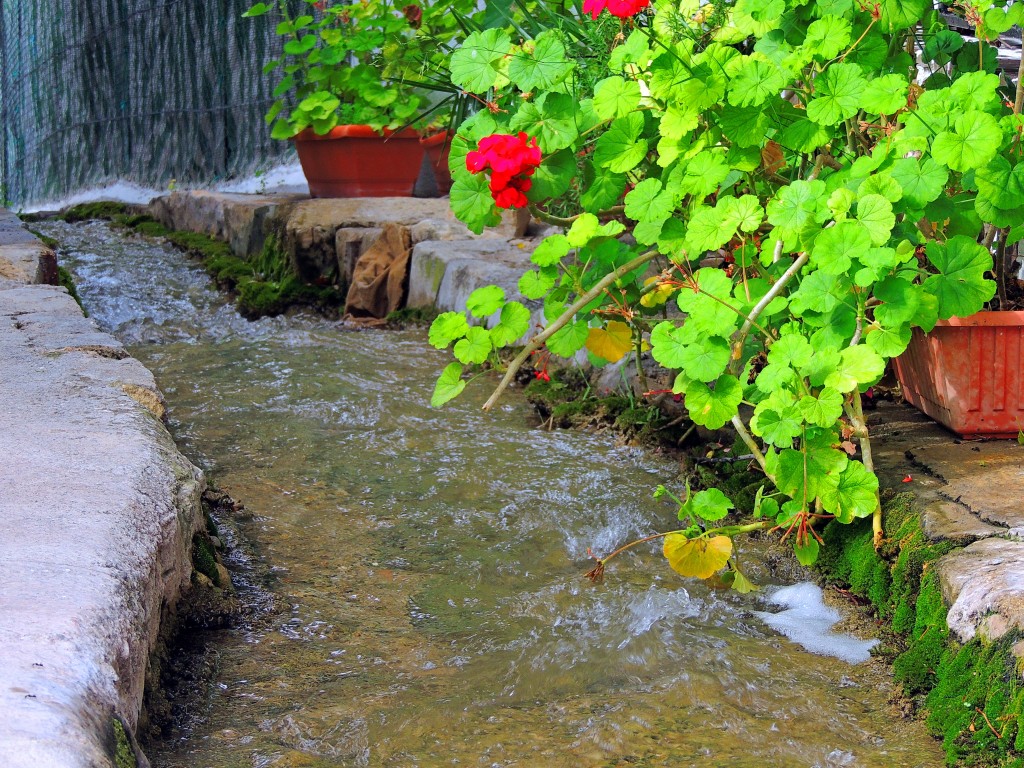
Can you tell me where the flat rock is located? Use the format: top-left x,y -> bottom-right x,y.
150,190 -> 304,258
905,441 -> 1024,528
0,283 -> 204,766
919,499 -> 1005,543
936,537 -> 1024,643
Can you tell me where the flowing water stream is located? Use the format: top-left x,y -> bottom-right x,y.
39,220 -> 945,768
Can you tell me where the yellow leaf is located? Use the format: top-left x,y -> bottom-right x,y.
640,277 -> 676,308
663,534 -> 732,579
586,320 -> 633,362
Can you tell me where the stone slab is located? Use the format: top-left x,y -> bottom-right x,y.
408,239 -> 529,310
936,537 -> 1024,643
150,190 -> 305,259
0,277 -> 204,765
0,211 -> 58,286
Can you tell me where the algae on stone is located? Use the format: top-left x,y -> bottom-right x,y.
817,493 -> 1024,766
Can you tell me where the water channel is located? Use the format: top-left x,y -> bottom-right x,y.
40,220 -> 945,767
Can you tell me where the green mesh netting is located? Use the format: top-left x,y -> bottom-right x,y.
0,0 -> 291,207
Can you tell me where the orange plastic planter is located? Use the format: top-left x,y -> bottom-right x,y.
292,125 -> 425,198
420,131 -> 453,195
893,311 -> 1024,437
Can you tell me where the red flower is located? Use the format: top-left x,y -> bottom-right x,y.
582,0 -> 650,19
465,132 -> 542,209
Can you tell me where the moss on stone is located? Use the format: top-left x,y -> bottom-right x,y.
60,202 -> 132,222
57,265 -> 87,313
191,533 -> 221,587
112,718 -> 136,768
817,492 -> 1024,766
386,305 -> 439,328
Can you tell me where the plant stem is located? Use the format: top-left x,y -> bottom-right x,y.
1016,48 -> 1024,115
731,415 -> 769,475
482,249 -> 659,411
592,520 -> 773,568
729,248 -> 806,373
849,392 -> 883,548
527,204 -> 625,227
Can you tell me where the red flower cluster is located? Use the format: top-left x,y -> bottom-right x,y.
582,0 -> 650,19
466,132 -> 542,209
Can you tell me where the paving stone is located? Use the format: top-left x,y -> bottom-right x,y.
936,537 -> 1024,643
0,217 -> 204,767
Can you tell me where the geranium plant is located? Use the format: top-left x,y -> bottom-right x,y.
429,0 -> 1024,586
243,0 -> 427,137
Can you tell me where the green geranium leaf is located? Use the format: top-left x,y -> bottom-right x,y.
490,301 -> 532,348
673,151 -> 730,201
509,94 -> 578,153
519,268 -> 557,300
975,156 -> 1024,211
922,236 -> 997,319
547,320 -> 590,358
878,0 -> 928,30
450,29 -> 511,93
453,326 -> 493,364
819,460 -> 879,523
428,311 -> 469,349
789,271 -> 851,317
804,15 -> 852,60
594,113 -> 648,173
768,334 -> 813,368
889,157 -> 947,209
532,234 -> 571,267
767,180 -> 828,235
859,74 -> 908,114
450,172 -> 501,234
857,194 -> 896,245
807,63 -> 866,126
716,104 -> 771,148
931,111 -> 1002,173
812,221 -> 872,275
529,149 -> 576,201
798,387 -> 844,428
683,375 -> 744,429
431,362 -> 467,407
466,286 -> 506,318
866,322 -> 912,357
581,164 -> 627,213
825,345 -> 885,392
752,398 -> 804,446
794,536 -> 820,566
684,488 -> 734,522
593,76 -> 643,120
625,179 -> 676,224
508,31 -> 573,91
728,56 -> 786,108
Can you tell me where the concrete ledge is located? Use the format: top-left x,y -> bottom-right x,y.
0,210 -> 58,285
0,215 -> 205,766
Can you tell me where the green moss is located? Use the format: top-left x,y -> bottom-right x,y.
817,492 -> 1024,766
925,633 -> 1023,765
191,534 -> 221,587
60,202 -> 131,222
386,305 -> 439,328
57,266 -> 86,313
26,228 -> 59,249
112,718 -> 136,768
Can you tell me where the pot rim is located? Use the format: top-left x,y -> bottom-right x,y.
293,125 -> 421,142
936,310 -> 1024,328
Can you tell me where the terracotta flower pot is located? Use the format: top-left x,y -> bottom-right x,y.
893,311 -> 1024,438
293,125 -> 425,198
420,131 -> 453,195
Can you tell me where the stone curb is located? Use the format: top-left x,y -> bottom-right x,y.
0,212 -> 204,767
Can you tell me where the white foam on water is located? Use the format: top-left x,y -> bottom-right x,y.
21,180 -> 165,213
753,582 -> 878,665
215,162 -> 309,195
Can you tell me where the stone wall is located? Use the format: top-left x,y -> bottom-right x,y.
0,212 -> 205,767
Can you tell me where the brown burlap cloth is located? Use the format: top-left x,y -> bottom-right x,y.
343,223 -> 411,324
